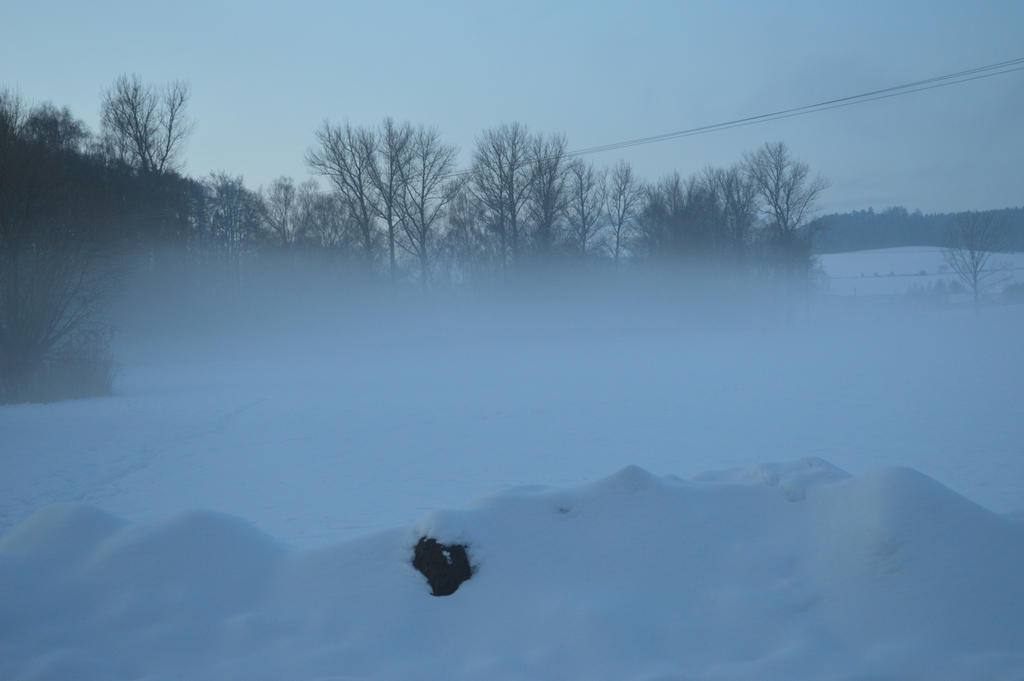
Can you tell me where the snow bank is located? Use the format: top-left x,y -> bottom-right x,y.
2,459 -> 1022,681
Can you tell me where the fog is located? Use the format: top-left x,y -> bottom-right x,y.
5,254 -> 1008,544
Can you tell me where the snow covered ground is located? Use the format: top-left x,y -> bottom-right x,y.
2,461 -> 1023,680
818,246 -> 1024,297
2,268 -> 1023,680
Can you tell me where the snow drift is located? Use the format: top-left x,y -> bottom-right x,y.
2,458 -> 1023,681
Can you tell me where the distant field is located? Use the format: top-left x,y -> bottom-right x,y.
817,246 -> 1024,297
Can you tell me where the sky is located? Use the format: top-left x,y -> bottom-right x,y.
2,0 -> 1022,214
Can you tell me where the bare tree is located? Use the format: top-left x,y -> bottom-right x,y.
297,183 -> 353,252
369,118 -> 414,282
945,211 -> 1003,309
565,159 -> 606,257
439,185 -> 495,284
635,172 -> 722,259
705,163 -> 758,262
527,133 -> 569,258
24,103 -> 89,153
307,122 -> 379,267
1,93 -> 118,402
606,160 -> 643,265
0,91 -> 28,254
262,176 -> 307,248
470,123 -> 536,269
744,142 -> 827,276
636,172 -> 684,257
100,74 -> 192,174
203,172 -> 264,282
744,142 -> 826,234
397,126 -> 459,289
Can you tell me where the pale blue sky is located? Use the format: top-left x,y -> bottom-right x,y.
2,0 -> 1022,213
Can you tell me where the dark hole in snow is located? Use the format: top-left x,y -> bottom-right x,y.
412,536 -> 472,596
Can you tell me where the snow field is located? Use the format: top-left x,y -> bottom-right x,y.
818,246 -> 1024,297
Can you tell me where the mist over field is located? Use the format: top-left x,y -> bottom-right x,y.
6,257 -> 1022,543
5,256 -> 1024,680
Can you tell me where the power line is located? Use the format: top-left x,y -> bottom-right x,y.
449,56 -> 1024,177
568,61 -> 1024,157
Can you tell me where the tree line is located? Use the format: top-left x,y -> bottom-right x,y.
301,119 -> 829,285
809,206 -> 1024,253
1,74 -> 829,402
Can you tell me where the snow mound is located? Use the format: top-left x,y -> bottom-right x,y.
0,503 -> 125,563
80,510 -> 285,612
693,456 -> 851,500
2,460 -> 1023,681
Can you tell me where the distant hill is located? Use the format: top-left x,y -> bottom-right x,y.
807,206 -> 1024,253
